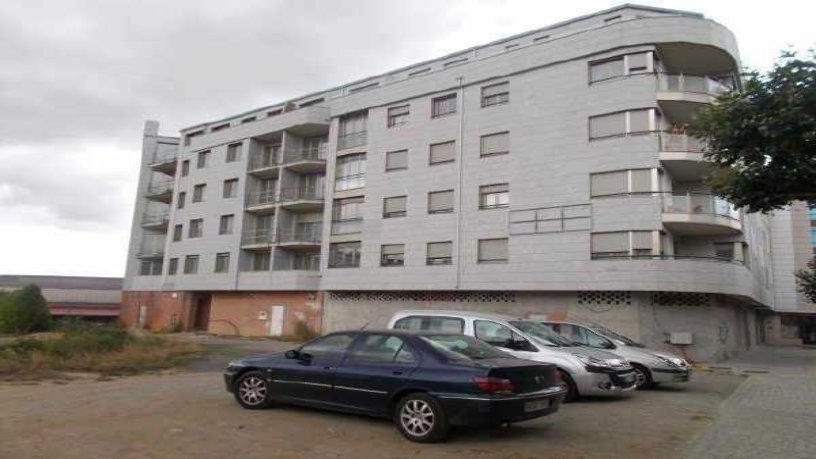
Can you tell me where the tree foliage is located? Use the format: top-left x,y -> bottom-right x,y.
796,256 -> 816,303
0,284 -> 52,334
691,50 -> 816,213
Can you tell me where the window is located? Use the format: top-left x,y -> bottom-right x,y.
181,160 -> 190,177
479,183 -> 509,209
177,191 -> 186,209
334,153 -> 366,191
590,169 -> 654,196
214,253 -> 230,273
329,241 -> 361,268
590,57 -> 624,82
173,224 -> 183,242
627,52 -> 650,74
299,333 -> 355,363
474,320 -> 515,346
241,116 -> 256,124
380,244 -> 405,266
428,190 -> 454,214
431,94 -> 457,118
715,242 -> 735,260
347,335 -> 414,364
223,178 -> 238,198
226,143 -> 242,162
338,112 -> 367,150
211,123 -> 229,132
427,241 -> 453,265
219,214 -> 234,235
251,252 -> 270,271
183,255 -> 199,274
383,196 -> 407,218
429,140 -> 455,165
188,219 -> 203,238
385,149 -> 408,171
393,316 -> 464,333
168,258 -> 178,275
184,130 -> 203,146
197,150 -> 210,169
480,132 -> 509,157
557,324 -> 613,348
331,196 -> 364,235
139,259 -> 162,276
481,82 -> 509,107
192,184 -> 206,203
478,238 -> 509,263
591,231 -> 654,258
387,105 -> 409,127
589,109 -> 653,139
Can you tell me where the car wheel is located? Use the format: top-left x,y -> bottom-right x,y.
234,371 -> 274,409
394,393 -> 449,443
558,370 -> 579,403
632,364 -> 653,390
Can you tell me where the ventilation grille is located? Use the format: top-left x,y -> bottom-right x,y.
329,291 -> 516,303
577,291 -> 632,306
651,292 -> 710,307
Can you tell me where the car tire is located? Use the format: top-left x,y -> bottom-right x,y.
632,364 -> 653,390
558,370 -> 579,403
234,371 -> 274,409
394,393 -> 449,443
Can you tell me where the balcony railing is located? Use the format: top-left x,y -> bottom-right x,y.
591,253 -> 744,264
280,186 -> 324,202
246,190 -> 278,207
248,148 -> 282,170
657,73 -> 734,96
659,133 -> 706,153
146,180 -> 173,196
141,210 -> 170,226
136,240 -> 166,258
293,255 -> 321,271
150,151 -> 177,166
279,223 -> 323,243
282,145 -> 327,164
337,131 -> 367,150
242,228 -> 275,245
661,192 -> 740,220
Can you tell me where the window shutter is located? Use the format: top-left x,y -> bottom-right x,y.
480,132 -> 509,155
631,231 -> 653,250
627,53 -> 649,72
386,150 -> 408,170
427,242 -> 452,258
428,190 -> 454,212
592,232 -> 628,253
482,82 -> 509,97
590,58 -> 624,81
591,171 -> 627,196
629,109 -> 651,133
430,141 -> 455,163
479,238 -> 508,261
630,169 -> 652,192
383,196 -> 406,214
381,244 -> 404,255
589,112 -> 626,138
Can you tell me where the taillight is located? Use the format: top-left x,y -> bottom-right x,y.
473,375 -> 514,394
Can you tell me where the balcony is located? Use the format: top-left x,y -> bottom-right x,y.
245,190 -> 278,213
281,145 -> 327,173
148,151 -> 178,176
145,180 -> 174,203
591,253 -> 744,265
659,133 -> 711,181
279,186 -> 324,211
241,228 -> 276,249
661,192 -> 742,235
337,131 -> 367,151
331,218 -> 362,236
278,224 -> 322,249
248,147 -> 282,177
140,210 -> 170,230
657,73 -> 734,122
135,240 -> 166,258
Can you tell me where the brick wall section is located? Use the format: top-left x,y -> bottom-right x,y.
208,291 -> 322,337
121,291 -> 195,331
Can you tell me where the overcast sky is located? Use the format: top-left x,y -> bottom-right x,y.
0,0 -> 813,278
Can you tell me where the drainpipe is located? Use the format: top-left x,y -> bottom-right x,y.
455,76 -> 465,290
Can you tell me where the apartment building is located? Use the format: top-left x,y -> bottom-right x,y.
124,4 -> 785,360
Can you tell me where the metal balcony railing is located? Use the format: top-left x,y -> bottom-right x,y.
141,211 -> 170,226
146,180 -> 173,196
246,190 -> 278,207
293,255 -> 321,271
659,133 -> 706,153
657,73 -> 734,96
278,224 -> 323,244
661,192 -> 740,220
248,147 -> 282,170
590,253 -> 744,264
280,186 -> 324,202
282,145 -> 327,164
242,228 -> 276,245
337,131 -> 367,150
136,240 -> 166,258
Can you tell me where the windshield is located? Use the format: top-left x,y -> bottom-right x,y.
509,321 -> 576,347
421,335 -> 510,361
591,325 -> 646,348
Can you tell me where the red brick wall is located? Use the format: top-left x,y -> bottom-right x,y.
208,291 -> 322,337
121,291 -> 196,331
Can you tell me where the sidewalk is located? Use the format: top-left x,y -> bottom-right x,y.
687,346 -> 816,459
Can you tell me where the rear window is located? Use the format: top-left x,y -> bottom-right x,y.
393,315 -> 464,333
421,334 -> 509,361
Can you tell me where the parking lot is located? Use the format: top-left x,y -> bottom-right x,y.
0,337 -> 745,459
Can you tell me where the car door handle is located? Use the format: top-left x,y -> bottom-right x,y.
392,370 -> 403,376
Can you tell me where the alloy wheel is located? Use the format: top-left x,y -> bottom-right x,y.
400,399 -> 435,437
633,367 -> 648,388
238,376 -> 268,406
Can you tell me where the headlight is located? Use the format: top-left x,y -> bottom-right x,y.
574,354 -> 612,369
656,355 -> 687,367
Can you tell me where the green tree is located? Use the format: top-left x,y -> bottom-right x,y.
691,50 -> 816,213
796,256 -> 816,303
0,284 -> 52,334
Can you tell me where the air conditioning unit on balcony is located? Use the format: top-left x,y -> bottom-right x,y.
669,332 -> 693,345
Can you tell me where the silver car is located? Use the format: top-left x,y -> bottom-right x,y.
387,310 -> 637,401
540,321 -> 691,389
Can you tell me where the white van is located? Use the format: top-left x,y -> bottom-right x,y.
387,310 -> 637,401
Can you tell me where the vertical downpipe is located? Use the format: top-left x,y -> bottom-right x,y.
455,77 -> 465,289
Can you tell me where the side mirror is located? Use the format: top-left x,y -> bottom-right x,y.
284,350 -> 300,359
603,341 -> 616,350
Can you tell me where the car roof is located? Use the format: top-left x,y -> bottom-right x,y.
540,320 -> 597,328
328,329 -> 465,337
390,309 -> 524,322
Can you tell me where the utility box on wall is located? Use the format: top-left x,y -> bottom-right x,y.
669,332 -> 693,345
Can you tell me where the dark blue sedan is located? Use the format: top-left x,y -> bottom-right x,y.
224,330 -> 566,442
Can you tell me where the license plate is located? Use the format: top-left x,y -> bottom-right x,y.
524,400 -> 550,412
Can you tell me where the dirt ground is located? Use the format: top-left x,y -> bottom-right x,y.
0,337 -> 744,459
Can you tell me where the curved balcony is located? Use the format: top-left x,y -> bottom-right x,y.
657,73 -> 734,122
148,152 -> 178,176
661,192 -> 741,235
659,133 -> 711,181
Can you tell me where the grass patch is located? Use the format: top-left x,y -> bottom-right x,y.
0,323 -> 204,381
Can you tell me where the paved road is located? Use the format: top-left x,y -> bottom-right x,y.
687,346 -> 816,459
